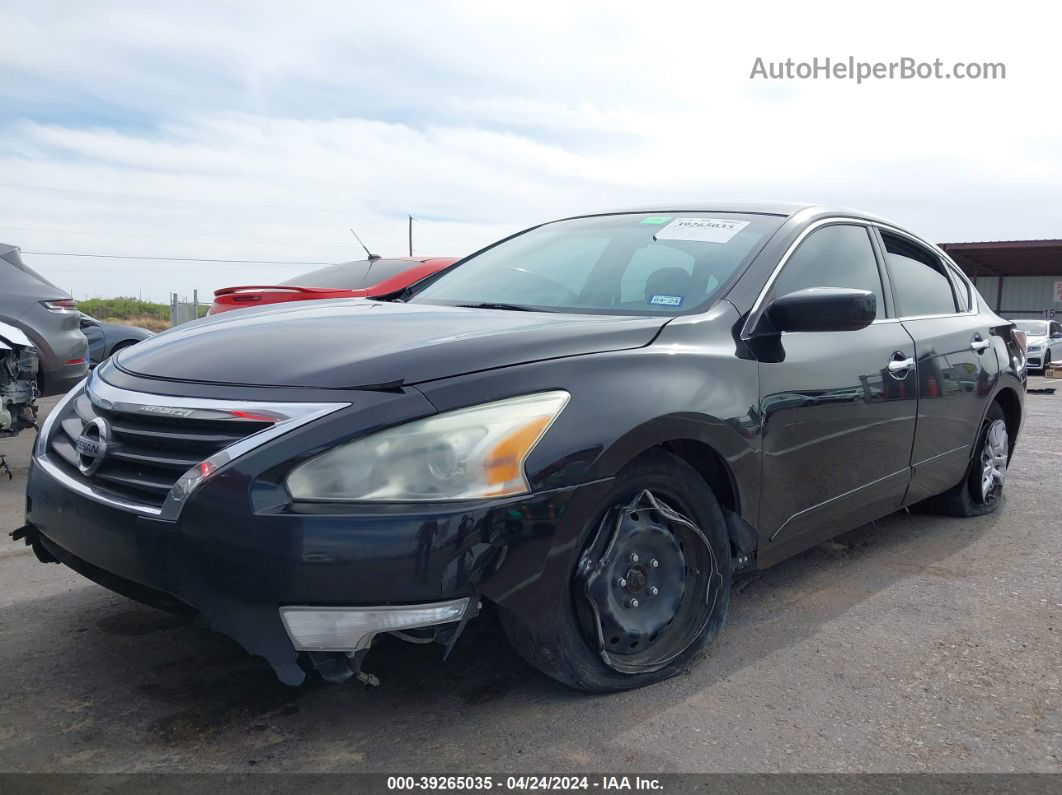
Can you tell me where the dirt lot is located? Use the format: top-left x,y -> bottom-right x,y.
0,383 -> 1059,773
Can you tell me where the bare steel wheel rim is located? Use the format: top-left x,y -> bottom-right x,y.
577,489 -> 722,675
980,418 -> 1008,504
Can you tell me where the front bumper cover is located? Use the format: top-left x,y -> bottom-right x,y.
24,457 -> 608,684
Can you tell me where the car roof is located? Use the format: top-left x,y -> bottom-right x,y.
595,200 -> 892,222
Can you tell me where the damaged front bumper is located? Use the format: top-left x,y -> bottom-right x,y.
22,457 -> 601,685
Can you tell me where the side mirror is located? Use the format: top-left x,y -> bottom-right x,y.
765,288 -> 876,333
1052,332 -> 1062,339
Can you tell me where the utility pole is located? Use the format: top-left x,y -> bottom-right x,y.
408,215 -> 413,257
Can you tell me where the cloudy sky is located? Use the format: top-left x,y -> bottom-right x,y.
1,0 -> 1057,301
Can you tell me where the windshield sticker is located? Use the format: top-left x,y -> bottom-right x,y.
654,217 -> 750,244
640,215 -> 673,225
649,294 -> 684,307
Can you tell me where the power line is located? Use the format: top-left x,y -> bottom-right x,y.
413,217 -> 498,246
22,251 -> 332,266
1,183 -> 504,247
1,183 -> 501,243
0,182 -> 353,215
0,224 -> 360,251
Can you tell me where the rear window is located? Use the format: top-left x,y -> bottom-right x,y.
411,212 -> 784,315
284,259 -> 418,289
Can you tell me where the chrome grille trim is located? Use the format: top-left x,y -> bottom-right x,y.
35,370 -> 349,518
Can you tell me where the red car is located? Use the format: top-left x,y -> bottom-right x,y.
208,256 -> 457,315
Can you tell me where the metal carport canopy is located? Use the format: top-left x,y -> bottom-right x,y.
940,239 -> 1062,278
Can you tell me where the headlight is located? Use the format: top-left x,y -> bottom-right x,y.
1028,344 -> 1043,352
285,391 -> 570,502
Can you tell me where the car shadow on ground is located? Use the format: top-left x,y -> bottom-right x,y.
0,501 -> 1000,766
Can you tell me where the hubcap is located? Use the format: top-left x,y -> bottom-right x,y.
980,418 -> 1008,503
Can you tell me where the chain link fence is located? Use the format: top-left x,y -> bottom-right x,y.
169,290 -> 201,327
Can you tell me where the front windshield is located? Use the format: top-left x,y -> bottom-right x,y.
1014,320 -> 1049,336
411,212 -> 784,315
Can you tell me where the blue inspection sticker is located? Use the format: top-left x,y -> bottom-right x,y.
649,294 -> 684,307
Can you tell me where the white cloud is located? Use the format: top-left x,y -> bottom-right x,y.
0,0 -> 1058,301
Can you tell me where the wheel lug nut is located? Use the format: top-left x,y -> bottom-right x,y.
628,598 -> 639,608
616,577 -> 627,587
649,559 -> 659,568
629,552 -> 639,563
648,586 -> 659,596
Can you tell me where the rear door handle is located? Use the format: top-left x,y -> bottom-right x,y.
971,335 -> 990,353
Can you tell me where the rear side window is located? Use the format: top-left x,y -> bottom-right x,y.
770,224 -> 885,319
881,233 -> 957,317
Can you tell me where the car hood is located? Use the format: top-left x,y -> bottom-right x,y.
115,299 -> 668,389
1025,334 -> 1049,346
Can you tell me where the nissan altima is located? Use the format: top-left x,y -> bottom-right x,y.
15,202 -> 1025,692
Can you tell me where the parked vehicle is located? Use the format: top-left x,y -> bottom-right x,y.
0,321 -> 38,441
79,313 -> 153,366
207,256 -> 457,315
1012,318 -> 1062,371
16,203 -> 1024,692
0,243 -> 88,396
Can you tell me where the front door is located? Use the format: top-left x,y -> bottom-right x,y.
755,223 -> 919,565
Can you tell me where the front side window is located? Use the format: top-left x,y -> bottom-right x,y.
769,224 -> 885,318
411,212 -> 784,315
882,232 -> 957,317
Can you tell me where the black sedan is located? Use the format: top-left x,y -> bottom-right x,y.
16,202 -> 1025,692
78,313 -> 153,366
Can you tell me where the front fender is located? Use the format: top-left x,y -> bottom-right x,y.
416,305 -> 760,525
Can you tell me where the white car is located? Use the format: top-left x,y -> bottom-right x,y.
1013,319 -> 1062,371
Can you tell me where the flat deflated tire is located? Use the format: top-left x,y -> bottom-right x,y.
922,402 -> 1009,518
501,450 -> 732,692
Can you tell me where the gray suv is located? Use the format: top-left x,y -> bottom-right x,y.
1,243 -> 88,396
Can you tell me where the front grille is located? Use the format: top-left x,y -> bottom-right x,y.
49,392 -> 272,508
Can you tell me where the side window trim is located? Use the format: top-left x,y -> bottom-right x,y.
866,225 -> 896,320
944,264 -> 970,312
872,225 -> 967,320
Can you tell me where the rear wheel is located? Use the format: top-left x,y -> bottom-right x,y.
502,450 -> 731,692
923,402 -> 1009,517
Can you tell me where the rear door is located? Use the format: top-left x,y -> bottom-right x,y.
755,222 -> 919,564
874,228 -> 1000,504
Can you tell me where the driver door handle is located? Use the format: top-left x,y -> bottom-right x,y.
970,335 -> 990,353
887,354 -> 915,377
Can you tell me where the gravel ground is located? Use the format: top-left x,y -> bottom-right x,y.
0,383 -> 1058,773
